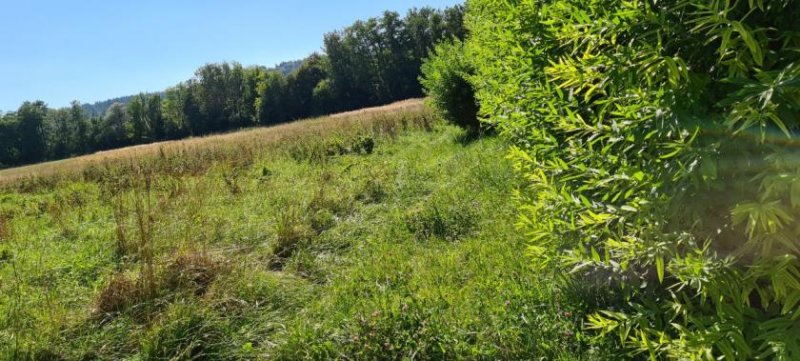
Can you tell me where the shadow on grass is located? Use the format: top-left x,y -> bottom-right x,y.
455,126 -> 496,146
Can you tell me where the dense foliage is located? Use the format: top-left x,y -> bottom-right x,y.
467,0 -> 800,359
325,6 -> 465,111
0,6 -> 464,169
420,39 -> 480,130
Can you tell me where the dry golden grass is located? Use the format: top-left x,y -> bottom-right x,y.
328,98 -> 423,118
0,99 -> 427,186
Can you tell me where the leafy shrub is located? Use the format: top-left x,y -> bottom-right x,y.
420,40 -> 480,130
467,0 -> 800,359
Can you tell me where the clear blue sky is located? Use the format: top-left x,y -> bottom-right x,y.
0,0 -> 462,111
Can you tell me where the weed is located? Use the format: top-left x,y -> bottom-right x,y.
283,249 -> 329,283
308,208 -> 336,234
309,171 -> 353,216
46,195 -> 74,238
343,299 -> 451,360
110,196 -> 130,262
140,302 -> 230,361
0,213 -> 11,241
270,205 -> 312,269
404,194 -> 477,242
222,171 -> 242,195
356,169 -> 390,204
131,172 -> 155,265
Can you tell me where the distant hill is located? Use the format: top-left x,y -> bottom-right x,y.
81,60 -> 304,117
81,93 -> 162,117
272,60 -> 304,76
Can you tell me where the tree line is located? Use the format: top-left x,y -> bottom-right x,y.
0,5 -> 464,169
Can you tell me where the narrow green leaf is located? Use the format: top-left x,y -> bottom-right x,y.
656,256 -> 665,283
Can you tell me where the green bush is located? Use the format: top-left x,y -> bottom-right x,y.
420,40 -> 480,130
467,0 -> 800,359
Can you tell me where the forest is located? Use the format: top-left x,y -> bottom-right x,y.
0,6 -> 464,169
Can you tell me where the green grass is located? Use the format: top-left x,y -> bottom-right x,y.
0,108 -> 609,360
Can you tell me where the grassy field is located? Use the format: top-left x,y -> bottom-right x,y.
0,100 -> 426,187
0,102 -> 607,360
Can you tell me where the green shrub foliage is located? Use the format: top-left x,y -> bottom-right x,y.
466,0 -> 800,359
420,40 -> 480,130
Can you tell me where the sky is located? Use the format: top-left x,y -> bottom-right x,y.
0,0 -> 462,111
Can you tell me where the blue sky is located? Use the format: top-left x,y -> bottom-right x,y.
0,0 -> 462,111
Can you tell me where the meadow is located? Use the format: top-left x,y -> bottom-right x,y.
0,101 -> 608,360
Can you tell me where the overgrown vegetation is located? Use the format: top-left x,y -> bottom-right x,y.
0,104 -> 605,360
466,0 -> 800,359
7,0 -> 800,359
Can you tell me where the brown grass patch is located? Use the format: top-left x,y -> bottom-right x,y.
94,273 -> 142,316
328,98 -> 423,119
163,252 -> 222,296
94,252 -> 224,318
0,214 -> 11,241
